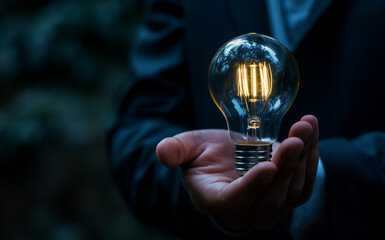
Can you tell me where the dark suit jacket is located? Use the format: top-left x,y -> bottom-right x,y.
108,0 -> 385,239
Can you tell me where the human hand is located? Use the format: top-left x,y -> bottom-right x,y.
156,115 -> 319,230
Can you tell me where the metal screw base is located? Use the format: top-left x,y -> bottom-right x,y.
235,144 -> 272,176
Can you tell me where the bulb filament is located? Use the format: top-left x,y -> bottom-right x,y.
236,61 -> 273,102
236,61 -> 273,140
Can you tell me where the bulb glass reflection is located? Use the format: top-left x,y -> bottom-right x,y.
208,33 -> 299,176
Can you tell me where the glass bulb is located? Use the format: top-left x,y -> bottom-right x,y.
208,33 -> 299,176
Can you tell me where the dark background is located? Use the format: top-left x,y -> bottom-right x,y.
0,0 -> 179,239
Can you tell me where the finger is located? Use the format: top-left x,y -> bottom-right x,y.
156,131 -> 205,168
301,115 -> 319,180
301,115 -> 319,154
288,120 -> 313,145
211,162 -> 278,229
285,120 -> 313,204
297,115 -> 320,204
259,121 -> 312,211
219,161 -> 278,208
273,136 -> 304,176
251,138 -> 303,218
286,153 -> 307,206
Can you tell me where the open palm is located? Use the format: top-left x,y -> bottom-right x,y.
157,115 -> 319,230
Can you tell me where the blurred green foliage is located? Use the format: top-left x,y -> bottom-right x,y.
0,0 -> 180,239
0,0 -> 141,153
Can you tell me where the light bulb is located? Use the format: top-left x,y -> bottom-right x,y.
208,33 -> 299,176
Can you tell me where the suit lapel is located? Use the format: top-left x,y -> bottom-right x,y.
225,0 -> 334,50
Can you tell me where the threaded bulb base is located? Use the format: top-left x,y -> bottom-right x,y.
235,144 -> 272,176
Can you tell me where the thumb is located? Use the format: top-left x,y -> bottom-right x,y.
156,131 -> 204,168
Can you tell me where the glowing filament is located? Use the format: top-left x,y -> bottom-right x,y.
237,61 -> 273,102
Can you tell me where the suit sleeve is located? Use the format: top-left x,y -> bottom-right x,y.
107,0 -> 297,238
107,0 -> 195,234
319,131 -> 385,237
106,0 -> 244,238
